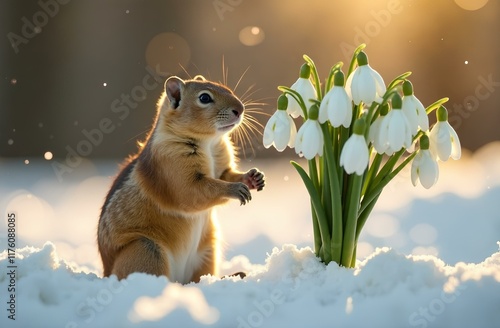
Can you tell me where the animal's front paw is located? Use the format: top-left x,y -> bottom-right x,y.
228,182 -> 252,205
243,168 -> 265,191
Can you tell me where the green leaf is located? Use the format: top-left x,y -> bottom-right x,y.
291,161 -> 332,263
426,97 -> 449,115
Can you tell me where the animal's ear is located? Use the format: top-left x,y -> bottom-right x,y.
165,76 -> 185,109
193,75 -> 206,81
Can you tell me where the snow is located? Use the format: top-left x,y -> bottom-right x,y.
0,141 -> 500,327
1,243 -> 500,327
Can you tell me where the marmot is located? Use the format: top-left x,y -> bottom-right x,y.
98,75 -> 265,283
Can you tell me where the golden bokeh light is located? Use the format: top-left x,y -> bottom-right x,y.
239,26 -> 265,46
145,32 -> 191,76
454,0 -> 489,11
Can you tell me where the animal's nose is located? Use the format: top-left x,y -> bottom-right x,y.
232,101 -> 244,118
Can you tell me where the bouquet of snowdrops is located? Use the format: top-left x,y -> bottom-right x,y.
263,44 -> 461,268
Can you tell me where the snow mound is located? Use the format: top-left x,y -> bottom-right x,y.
1,242 -> 499,328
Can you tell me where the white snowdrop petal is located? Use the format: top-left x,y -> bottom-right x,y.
273,116 -> 291,151
341,135 -> 368,175
294,123 -> 307,155
387,112 -> 406,151
357,67 -> 377,104
263,115 -> 278,148
355,140 -> 369,175
411,155 -> 420,187
434,124 -> 452,161
299,122 -> 313,158
330,88 -> 353,128
287,116 -> 297,147
318,95 -> 330,124
301,121 -> 323,159
419,151 -> 439,189
286,94 -> 302,118
345,71 -> 355,101
368,65 -> 387,97
376,117 -> 390,154
402,97 -> 419,135
415,97 -> 429,131
448,124 -> 462,160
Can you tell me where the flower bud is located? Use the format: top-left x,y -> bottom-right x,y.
436,105 -> 448,122
379,103 -> 389,116
308,104 -> 319,120
392,93 -> 403,109
403,80 -> 414,96
356,51 -> 368,66
333,71 -> 345,87
277,94 -> 288,111
352,118 -> 366,135
299,63 -> 311,79
419,134 -> 430,150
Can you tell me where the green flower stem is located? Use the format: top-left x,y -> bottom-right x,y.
347,44 -> 366,77
370,147 -> 406,189
278,86 -> 309,119
310,203 -> 321,257
386,71 -> 412,91
321,124 -> 343,264
426,97 -> 449,115
364,102 -> 380,140
291,161 -> 332,263
303,55 -> 323,101
308,158 -> 320,192
379,89 -> 399,109
360,151 -> 417,215
357,151 -> 417,241
321,158 -> 333,231
356,193 -> 380,240
325,63 -> 343,93
341,173 -> 363,268
350,245 -> 357,268
362,152 -> 383,196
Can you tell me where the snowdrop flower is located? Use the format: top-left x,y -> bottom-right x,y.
429,106 -> 461,161
287,63 -> 318,118
263,95 -> 297,151
318,71 -> 352,127
411,135 -> 439,189
345,51 -> 386,105
369,103 -> 390,154
378,94 -> 413,154
295,105 -> 323,159
340,119 -> 369,175
402,80 -> 429,136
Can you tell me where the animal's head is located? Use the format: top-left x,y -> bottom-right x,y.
162,75 -> 244,138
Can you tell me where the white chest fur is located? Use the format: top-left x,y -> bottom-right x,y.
167,211 -> 211,284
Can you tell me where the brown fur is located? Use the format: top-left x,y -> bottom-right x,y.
98,76 -> 265,283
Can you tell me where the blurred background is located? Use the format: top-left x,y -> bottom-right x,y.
0,0 -> 499,273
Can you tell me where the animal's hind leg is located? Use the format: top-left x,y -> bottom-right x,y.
190,225 -> 219,283
112,238 -> 169,280
190,248 -> 217,283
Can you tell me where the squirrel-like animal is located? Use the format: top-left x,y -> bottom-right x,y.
97,75 -> 265,283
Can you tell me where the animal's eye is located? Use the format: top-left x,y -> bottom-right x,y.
199,93 -> 213,104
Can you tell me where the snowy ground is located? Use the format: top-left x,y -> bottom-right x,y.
1,141 -> 500,327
